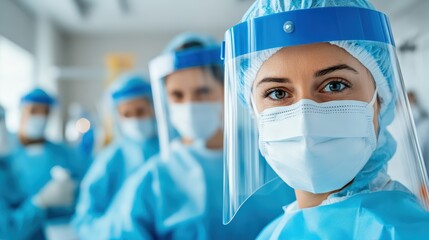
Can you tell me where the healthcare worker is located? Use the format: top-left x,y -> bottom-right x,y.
408,90 -> 429,173
9,88 -> 87,238
101,33 -> 295,240
222,0 -> 429,239
72,74 -> 159,239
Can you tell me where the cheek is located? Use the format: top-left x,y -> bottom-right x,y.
140,106 -> 153,118
117,106 -> 131,118
20,112 -> 30,124
213,86 -> 225,102
146,107 -> 154,118
19,116 -> 27,128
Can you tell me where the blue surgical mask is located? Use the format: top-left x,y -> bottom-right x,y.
169,102 -> 222,141
25,115 -> 48,140
257,90 -> 378,194
120,117 -> 156,142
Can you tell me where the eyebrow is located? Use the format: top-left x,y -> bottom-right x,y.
256,77 -> 291,87
315,64 -> 358,77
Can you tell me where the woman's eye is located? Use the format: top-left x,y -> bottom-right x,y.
323,81 -> 349,93
267,89 -> 288,100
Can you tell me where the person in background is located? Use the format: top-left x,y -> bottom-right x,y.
72,74 -> 159,239
408,90 -> 429,173
6,88 -> 80,239
101,33 -> 295,240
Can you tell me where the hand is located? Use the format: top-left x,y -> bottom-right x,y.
32,174 -> 76,209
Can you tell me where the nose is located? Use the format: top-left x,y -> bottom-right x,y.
292,84 -> 318,104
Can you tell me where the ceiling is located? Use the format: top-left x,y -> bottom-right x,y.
18,0 -> 429,43
18,0 -> 254,34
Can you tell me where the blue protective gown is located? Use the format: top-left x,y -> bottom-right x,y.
103,141 -> 295,240
72,136 -> 159,239
0,156 -> 47,240
10,140 -> 88,204
8,140 -> 89,239
258,189 -> 429,239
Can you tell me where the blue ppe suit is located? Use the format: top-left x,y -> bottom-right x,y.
72,137 -> 159,239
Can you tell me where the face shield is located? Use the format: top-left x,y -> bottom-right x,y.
223,6 -> 429,224
149,46 -> 222,159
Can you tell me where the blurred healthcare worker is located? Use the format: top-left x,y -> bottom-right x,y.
11,88 -> 86,200
101,33 -> 294,240
73,74 -> 159,239
408,90 -> 429,172
7,88 -> 81,239
222,0 -> 429,239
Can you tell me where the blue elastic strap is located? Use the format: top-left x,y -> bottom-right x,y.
223,7 -> 394,59
173,47 -> 222,70
112,84 -> 152,100
150,47 -> 222,80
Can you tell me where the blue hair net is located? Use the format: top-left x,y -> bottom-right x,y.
110,74 -> 152,106
21,88 -> 56,106
240,0 -> 398,196
163,32 -> 219,53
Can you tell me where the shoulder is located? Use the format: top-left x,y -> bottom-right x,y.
256,215 -> 285,240
269,191 -> 429,239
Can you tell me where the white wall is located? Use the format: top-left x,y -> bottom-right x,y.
63,31 -> 223,72
0,0 -> 35,53
57,31 -> 223,112
392,0 -> 429,111
56,32 -> 177,131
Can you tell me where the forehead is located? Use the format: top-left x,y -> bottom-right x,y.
257,43 -> 361,76
118,98 -> 150,109
165,67 -> 213,87
23,103 -> 50,111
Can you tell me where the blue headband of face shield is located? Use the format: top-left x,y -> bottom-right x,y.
149,47 -> 222,80
111,83 -> 152,101
221,7 -> 394,60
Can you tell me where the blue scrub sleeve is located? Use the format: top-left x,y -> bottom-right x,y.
0,199 -> 46,239
72,147 -> 120,239
101,160 -> 207,240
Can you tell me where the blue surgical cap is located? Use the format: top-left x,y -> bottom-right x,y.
110,74 -> 152,106
163,32 -> 219,53
240,0 -> 397,196
21,88 -> 56,106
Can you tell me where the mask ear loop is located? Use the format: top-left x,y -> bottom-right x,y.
368,87 -> 379,108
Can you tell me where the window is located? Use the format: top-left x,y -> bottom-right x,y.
0,36 -> 35,132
